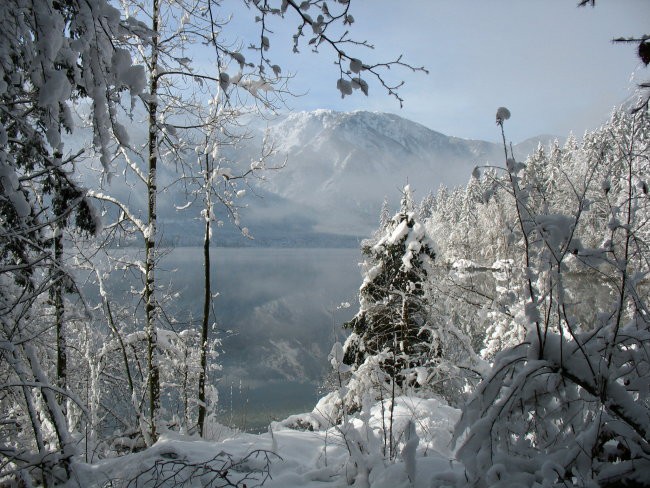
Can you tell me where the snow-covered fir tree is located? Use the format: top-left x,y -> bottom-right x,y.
343,186 -> 436,386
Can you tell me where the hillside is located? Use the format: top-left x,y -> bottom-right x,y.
162,110 -> 557,245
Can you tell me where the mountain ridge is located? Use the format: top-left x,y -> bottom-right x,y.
247,109 -> 548,238
72,108 -> 559,246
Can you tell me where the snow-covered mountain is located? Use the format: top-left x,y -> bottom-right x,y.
238,109 -> 550,239
75,108 -> 557,245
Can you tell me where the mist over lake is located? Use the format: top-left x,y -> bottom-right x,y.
158,247 -> 361,431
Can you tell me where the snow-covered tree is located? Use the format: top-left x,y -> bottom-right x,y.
0,0 -> 148,483
55,0 -> 426,448
0,0 -> 424,482
341,186 -> 484,408
179,122 -> 279,437
343,186 -> 436,386
436,107 -> 650,488
78,0 -> 427,445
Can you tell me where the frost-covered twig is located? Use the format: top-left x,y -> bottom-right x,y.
122,449 -> 281,488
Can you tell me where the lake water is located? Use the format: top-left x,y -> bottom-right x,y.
157,247 -> 362,432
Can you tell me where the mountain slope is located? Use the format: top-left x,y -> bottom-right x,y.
73,108 -> 555,244
248,110 -> 528,237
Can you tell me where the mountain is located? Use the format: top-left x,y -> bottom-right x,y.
513,134 -> 566,160
235,109 -> 549,240
73,109 -> 556,246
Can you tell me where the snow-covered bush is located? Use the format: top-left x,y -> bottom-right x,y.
435,108 -> 650,487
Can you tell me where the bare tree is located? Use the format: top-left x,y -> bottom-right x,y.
578,0 -> 650,110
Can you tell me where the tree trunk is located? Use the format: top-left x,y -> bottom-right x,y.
25,343 -> 72,479
52,163 -> 67,416
198,156 -> 212,437
54,224 -> 66,416
145,0 -> 161,444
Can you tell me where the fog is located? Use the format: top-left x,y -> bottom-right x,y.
159,247 -> 362,430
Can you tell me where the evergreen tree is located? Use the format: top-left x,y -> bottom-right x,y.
343,186 -> 436,385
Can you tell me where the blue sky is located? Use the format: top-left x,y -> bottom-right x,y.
223,0 -> 650,143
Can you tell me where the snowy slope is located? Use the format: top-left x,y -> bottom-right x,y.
252,110 -> 504,236
71,395 -> 462,488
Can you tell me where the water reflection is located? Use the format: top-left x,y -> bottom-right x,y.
161,247 -> 361,431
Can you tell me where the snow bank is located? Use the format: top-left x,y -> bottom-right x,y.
69,395 -> 461,487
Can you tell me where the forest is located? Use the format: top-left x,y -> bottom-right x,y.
1,0 -> 649,487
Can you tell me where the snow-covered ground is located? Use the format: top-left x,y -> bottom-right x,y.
71,396 -> 461,487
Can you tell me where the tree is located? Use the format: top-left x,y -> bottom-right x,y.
578,0 -> 650,111
434,108 -> 650,487
1,0 -> 424,481
0,0 -> 147,482
181,121 -> 278,437
343,186 -> 436,386
81,0 -> 425,445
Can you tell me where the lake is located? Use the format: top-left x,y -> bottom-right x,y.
157,247 -> 362,432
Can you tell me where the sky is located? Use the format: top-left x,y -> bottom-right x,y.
223,0 -> 650,144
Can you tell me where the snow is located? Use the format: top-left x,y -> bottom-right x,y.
350,58 -> 363,74
328,342 -> 351,373
376,219 -> 409,248
337,78 -> 353,98
401,420 -> 419,483
69,395 -> 461,487
0,161 -> 30,217
496,106 -> 511,124
39,70 -> 72,107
